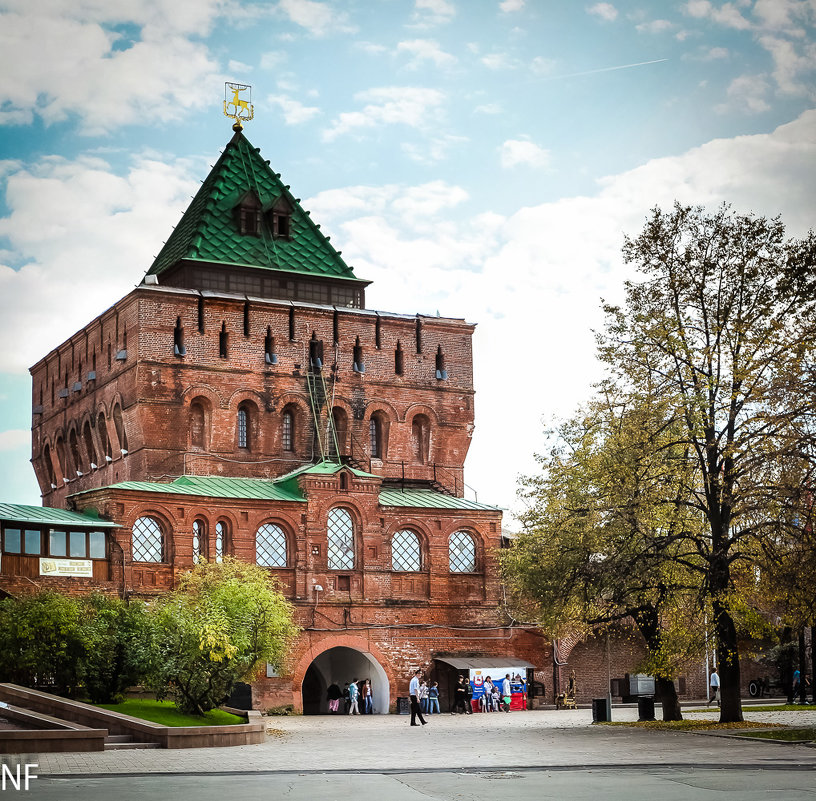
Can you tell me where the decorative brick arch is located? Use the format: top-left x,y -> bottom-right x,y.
290,634 -> 397,713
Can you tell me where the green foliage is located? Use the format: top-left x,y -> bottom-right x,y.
0,591 -> 87,696
95,698 -> 245,726
81,594 -> 154,704
146,557 -> 298,715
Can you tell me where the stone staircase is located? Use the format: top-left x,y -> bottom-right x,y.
104,733 -> 160,750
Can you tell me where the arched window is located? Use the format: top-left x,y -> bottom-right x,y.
256,523 -> 287,567
174,316 -> 186,356
329,407 -> 347,460
69,429 -> 82,475
55,436 -> 68,479
369,413 -> 386,459
83,421 -> 97,468
237,407 -> 249,449
449,530 -> 476,573
392,530 -> 421,572
43,444 -> 56,487
97,412 -> 112,461
215,521 -> 226,563
190,401 -> 206,449
411,415 -> 430,464
327,507 -> 354,570
192,519 -> 205,562
133,516 -> 163,563
113,403 -> 128,453
282,409 -> 294,452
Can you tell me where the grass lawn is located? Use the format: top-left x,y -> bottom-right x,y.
689,704 -> 816,713
95,698 -> 245,727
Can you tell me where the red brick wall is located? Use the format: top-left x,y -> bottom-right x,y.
31,287 -> 475,506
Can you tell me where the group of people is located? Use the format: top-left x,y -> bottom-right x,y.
327,678 -> 374,714
408,671 -> 517,726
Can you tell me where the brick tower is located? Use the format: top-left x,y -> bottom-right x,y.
9,126 -> 551,712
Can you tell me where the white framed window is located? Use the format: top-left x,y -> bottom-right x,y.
392,530 -> 421,572
327,507 -> 354,570
449,530 -> 476,573
133,516 -> 163,563
256,523 -> 287,567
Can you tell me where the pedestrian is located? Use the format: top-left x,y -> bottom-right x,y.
343,683 -> 351,714
428,681 -> 440,714
502,673 -> 512,712
464,674 -> 473,713
348,677 -> 360,715
491,683 -> 501,711
361,678 -> 374,714
327,683 -> 341,714
419,680 -> 429,713
710,669 -> 720,708
409,669 -> 427,726
453,674 -> 468,714
481,676 -> 494,712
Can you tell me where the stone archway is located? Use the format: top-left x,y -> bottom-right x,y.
294,637 -> 394,714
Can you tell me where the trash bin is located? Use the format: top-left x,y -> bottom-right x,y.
397,696 -> 411,715
637,696 -> 655,721
592,698 -> 609,723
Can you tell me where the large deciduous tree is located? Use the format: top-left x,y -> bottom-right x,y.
599,203 -> 816,722
147,557 -> 298,715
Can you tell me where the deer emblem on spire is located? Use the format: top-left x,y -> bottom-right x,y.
224,82 -> 254,129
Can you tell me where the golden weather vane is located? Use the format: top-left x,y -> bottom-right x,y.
224,82 -> 254,130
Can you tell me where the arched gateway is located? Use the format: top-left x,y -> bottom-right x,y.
294,637 -> 393,714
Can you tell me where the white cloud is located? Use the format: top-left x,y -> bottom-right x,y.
267,94 -> 321,124
322,87 -> 446,141
411,0 -> 456,27
587,3 -> 618,22
481,52 -> 518,70
227,59 -> 252,74
0,6 -> 222,134
474,103 -> 502,114
758,35 -> 816,96
531,56 -> 557,75
499,139 -> 551,168
401,134 -> 469,164
703,46 -> 730,59
500,0 -> 525,11
396,39 -> 457,69
0,430 -> 28,452
0,154 -> 198,373
684,1 -> 752,30
715,74 -> 772,113
304,110 -> 816,510
260,51 -> 288,69
355,41 -> 389,54
636,19 -> 674,34
276,0 -> 355,36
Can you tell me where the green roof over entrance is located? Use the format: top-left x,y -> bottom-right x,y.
147,130 -> 361,283
0,503 -> 119,528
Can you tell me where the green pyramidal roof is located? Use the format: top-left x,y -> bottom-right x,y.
147,129 -> 361,283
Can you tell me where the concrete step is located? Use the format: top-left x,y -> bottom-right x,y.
104,741 -> 160,750
105,734 -> 134,743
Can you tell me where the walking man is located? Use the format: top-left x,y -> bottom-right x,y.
502,673 -> 512,712
409,669 -> 427,726
710,669 -> 720,708
348,677 -> 360,715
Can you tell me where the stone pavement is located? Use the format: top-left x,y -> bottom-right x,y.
7,706 -> 816,777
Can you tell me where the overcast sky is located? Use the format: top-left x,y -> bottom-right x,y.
0,0 -> 814,518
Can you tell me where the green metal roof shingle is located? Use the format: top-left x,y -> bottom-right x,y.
72,475 -> 306,503
0,503 -> 119,528
147,130 -> 361,283
378,488 -> 501,512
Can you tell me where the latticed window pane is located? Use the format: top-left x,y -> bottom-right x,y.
449,530 -> 475,573
215,521 -> 225,563
369,418 -> 380,457
282,412 -> 293,451
327,507 -> 354,570
237,408 -> 248,448
256,523 -> 287,567
392,530 -> 421,572
192,520 -> 202,562
133,516 -> 162,563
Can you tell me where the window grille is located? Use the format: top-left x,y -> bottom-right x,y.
369,417 -> 381,458
192,520 -> 202,562
327,508 -> 354,570
392,530 -> 421,572
215,521 -> 225,562
282,411 -> 293,451
133,516 -> 162,563
256,523 -> 287,567
449,530 -> 476,573
238,408 -> 248,449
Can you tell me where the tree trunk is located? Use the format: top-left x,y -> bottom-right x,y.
656,676 -> 682,721
811,626 -> 815,704
799,627 -> 807,704
713,596 -> 743,723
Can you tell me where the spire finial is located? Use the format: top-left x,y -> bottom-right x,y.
224,82 -> 254,129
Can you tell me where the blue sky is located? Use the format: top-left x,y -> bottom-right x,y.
0,0 -> 814,516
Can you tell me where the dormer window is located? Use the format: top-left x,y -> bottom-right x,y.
268,196 -> 293,240
234,191 -> 262,237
